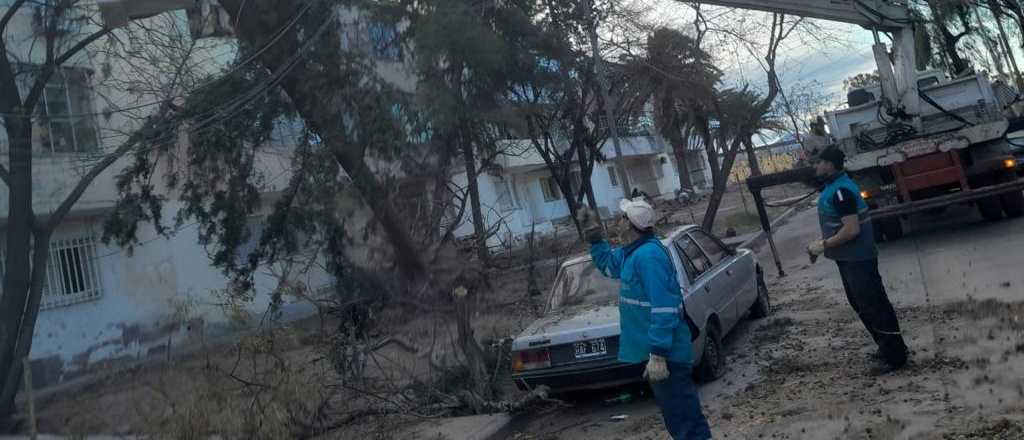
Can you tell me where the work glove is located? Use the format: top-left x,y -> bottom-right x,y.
806,239 -> 825,263
643,354 -> 670,383
577,207 -> 605,242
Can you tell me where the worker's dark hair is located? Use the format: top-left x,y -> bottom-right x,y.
818,147 -> 845,171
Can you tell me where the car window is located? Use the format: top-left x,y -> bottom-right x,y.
690,230 -> 727,266
673,241 -> 697,281
676,235 -> 712,280
546,261 -> 620,313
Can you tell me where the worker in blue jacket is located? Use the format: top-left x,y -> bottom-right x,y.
579,198 -> 711,440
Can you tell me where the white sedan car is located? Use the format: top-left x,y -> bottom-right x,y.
511,226 -> 771,392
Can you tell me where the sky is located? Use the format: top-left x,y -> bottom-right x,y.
637,0 -> 883,108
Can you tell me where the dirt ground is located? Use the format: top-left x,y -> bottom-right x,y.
21,184 -> 982,439
500,206 -> 1024,440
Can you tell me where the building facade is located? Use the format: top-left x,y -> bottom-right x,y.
449,131 -> 712,251
0,6 -> 345,388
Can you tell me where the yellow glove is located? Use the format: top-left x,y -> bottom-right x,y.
807,239 -> 826,256
643,354 -> 670,383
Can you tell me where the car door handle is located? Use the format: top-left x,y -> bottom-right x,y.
726,269 -> 734,276
703,284 -> 711,292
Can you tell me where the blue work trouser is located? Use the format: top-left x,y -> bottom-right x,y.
836,258 -> 908,366
649,362 -> 712,440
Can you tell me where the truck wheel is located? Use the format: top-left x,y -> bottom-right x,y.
979,196 -> 1004,221
872,220 -> 886,242
883,218 -> 904,240
873,218 -> 903,242
695,323 -> 725,382
1002,191 -> 1024,218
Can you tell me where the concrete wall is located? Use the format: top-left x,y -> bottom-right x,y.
0,6 -> 336,387
27,201 -> 332,387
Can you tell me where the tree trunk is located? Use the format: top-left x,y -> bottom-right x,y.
216,0 -> 428,280
461,140 -> 489,265
926,0 -> 972,76
669,133 -> 693,190
559,173 -> 583,239
453,288 -> 490,406
332,147 -> 429,278
0,117 -> 35,420
576,142 -> 599,211
744,136 -> 762,178
696,118 -> 719,185
0,230 -> 52,420
701,137 -> 744,232
428,148 -> 454,243
586,0 -> 630,201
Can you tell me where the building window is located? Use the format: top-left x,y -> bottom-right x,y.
608,166 -> 619,187
368,22 -> 402,61
1,232 -> 104,310
540,176 -> 562,202
36,67 -> 100,153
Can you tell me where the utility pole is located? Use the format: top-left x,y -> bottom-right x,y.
586,0 -> 632,201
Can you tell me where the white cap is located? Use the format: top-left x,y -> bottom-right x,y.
619,197 -> 655,230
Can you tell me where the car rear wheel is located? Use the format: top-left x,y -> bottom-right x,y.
749,274 -> 771,319
695,323 -> 725,382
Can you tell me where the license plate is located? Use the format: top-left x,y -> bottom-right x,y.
574,338 -> 608,359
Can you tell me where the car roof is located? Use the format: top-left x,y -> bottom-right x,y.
559,225 -> 699,268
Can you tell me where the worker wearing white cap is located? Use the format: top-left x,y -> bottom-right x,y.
579,200 -> 711,440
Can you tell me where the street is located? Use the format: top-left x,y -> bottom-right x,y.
500,206 -> 1024,440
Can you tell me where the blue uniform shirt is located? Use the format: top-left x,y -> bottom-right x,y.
590,234 -> 694,365
818,171 -> 878,261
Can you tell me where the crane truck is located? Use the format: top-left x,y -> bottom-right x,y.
685,1 -> 1024,277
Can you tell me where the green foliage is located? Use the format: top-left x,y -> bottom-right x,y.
623,28 -> 720,147
102,37 -> 413,301
104,62 -> 293,277
714,85 -> 781,142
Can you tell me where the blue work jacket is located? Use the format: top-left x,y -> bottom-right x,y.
590,233 -> 693,365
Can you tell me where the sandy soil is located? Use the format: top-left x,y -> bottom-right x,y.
23,188 -> 1022,440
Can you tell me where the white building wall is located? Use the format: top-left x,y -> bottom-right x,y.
0,8 -> 335,386
449,149 -> 690,251
28,201 -> 332,385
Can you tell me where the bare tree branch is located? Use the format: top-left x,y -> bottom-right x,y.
54,27 -> 113,67
24,24 -> 112,112
0,0 -> 28,35
44,138 -> 136,231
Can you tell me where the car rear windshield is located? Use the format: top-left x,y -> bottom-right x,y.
546,261 -> 619,313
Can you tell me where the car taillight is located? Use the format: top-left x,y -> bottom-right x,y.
512,348 -> 551,372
